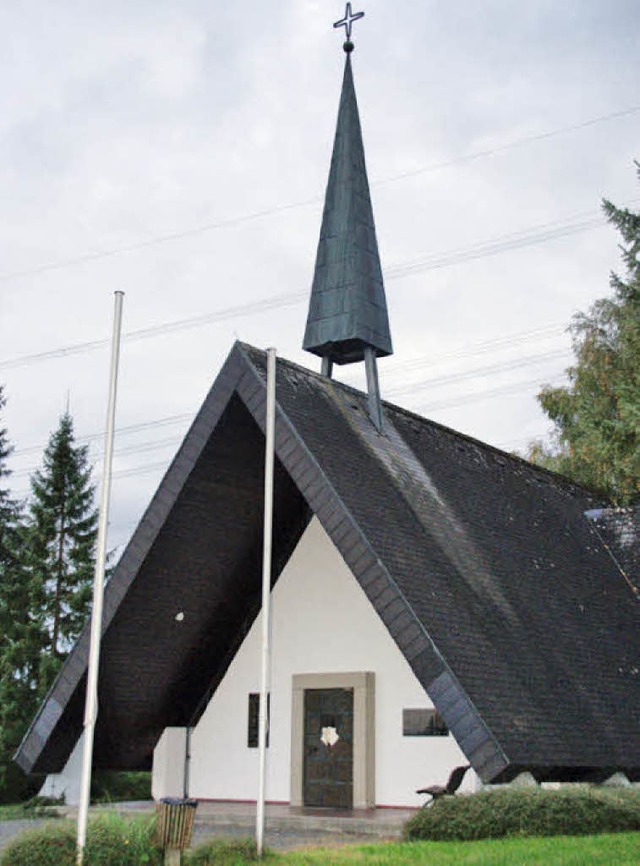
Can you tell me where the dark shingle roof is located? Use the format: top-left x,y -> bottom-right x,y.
16,344 -> 640,783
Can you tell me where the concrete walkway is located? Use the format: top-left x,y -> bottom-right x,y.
0,801 -> 414,853
190,801 -> 413,849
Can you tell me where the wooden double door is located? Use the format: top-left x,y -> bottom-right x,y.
303,687 -> 354,809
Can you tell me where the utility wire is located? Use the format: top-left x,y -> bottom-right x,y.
417,373 -> 566,415
1,104 -> 638,286
0,294 -> 303,371
496,433 -> 551,450
11,324 -> 569,460
63,375 -> 573,485
0,202 -> 320,285
342,324 -> 565,385
376,104 -> 640,186
12,413 -> 193,458
10,354 -> 568,479
386,350 -> 569,399
0,202 -> 614,373
387,215 -> 607,279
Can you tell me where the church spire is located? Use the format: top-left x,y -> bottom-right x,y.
303,5 -> 392,430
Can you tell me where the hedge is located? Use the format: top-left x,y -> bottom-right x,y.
404,785 -> 640,841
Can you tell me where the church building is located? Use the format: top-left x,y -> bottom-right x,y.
16,8 -> 640,810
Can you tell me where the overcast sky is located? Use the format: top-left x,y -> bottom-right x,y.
1,0 -> 639,554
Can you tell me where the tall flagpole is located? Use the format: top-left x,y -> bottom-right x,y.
76,291 -> 124,866
256,347 -> 276,857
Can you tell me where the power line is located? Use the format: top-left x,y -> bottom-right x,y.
376,325 -> 565,379
496,432 -> 552,451
11,321 -> 568,460
89,374 -> 569,479
9,320 -> 572,482
386,215 -> 607,280
417,373 -> 566,415
10,350 -> 569,479
12,371 -> 565,492
376,104 -> 640,186
0,202 -> 613,374
386,350 -> 569,399
1,104 -> 638,287
340,324 -> 566,389
111,460 -> 173,481
0,294 -> 304,371
9,370 -> 567,496
105,435 -> 183,459
0,201 -> 321,285
12,413 -> 192,459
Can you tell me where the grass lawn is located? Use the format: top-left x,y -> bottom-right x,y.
0,801 -> 60,820
258,832 -> 640,865
0,803 -> 38,820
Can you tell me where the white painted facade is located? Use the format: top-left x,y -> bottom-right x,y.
39,732 -> 85,805
45,517 -> 477,807
151,727 -> 188,800
158,517 -> 477,808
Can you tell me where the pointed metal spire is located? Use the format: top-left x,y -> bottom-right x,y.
303,22 -> 393,377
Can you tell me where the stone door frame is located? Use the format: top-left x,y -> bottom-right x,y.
290,672 -> 375,809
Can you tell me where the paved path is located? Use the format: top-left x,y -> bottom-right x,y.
0,819 -> 46,852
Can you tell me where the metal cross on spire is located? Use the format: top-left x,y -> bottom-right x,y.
333,3 -> 365,43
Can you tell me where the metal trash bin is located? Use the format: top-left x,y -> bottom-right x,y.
155,797 -> 198,852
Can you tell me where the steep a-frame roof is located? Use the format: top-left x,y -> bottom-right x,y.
16,343 -> 640,783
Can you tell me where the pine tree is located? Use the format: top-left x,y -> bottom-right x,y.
25,412 -> 98,696
528,163 -> 640,504
0,386 -> 20,607
0,386 -> 35,800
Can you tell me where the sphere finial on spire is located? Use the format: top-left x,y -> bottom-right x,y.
333,3 -> 364,51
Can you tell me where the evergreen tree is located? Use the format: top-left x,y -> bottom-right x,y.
25,412 -> 98,696
0,407 -> 98,800
0,386 -> 35,800
528,164 -> 640,504
0,386 -> 20,605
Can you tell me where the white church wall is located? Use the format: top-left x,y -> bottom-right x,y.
186,517 -> 477,808
152,727 -> 188,800
39,732 -> 84,805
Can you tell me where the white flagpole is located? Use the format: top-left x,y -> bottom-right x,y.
256,347 -> 276,858
76,291 -> 124,866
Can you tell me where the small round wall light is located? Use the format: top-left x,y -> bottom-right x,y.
175,611 -> 185,622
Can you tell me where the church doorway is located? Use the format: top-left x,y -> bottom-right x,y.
290,672 -> 375,810
303,687 -> 354,808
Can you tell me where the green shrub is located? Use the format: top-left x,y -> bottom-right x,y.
91,770 -> 152,803
404,786 -> 640,841
187,838 -> 261,865
0,812 -> 163,866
